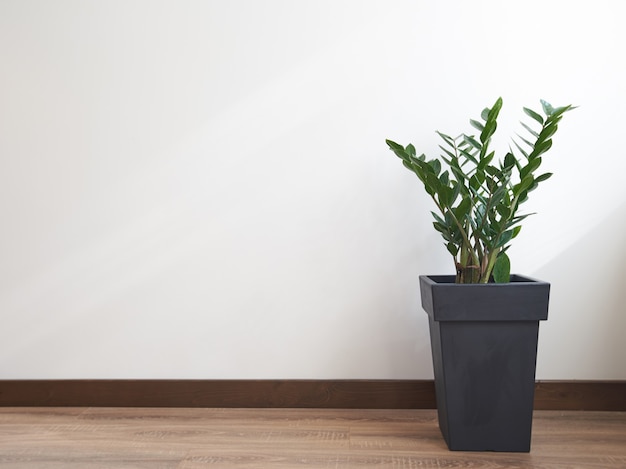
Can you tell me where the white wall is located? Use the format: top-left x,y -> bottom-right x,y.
1,0 -> 624,379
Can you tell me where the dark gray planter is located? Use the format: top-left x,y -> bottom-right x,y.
419,274 -> 550,452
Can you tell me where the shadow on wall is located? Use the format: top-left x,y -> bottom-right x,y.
534,200 -> 626,379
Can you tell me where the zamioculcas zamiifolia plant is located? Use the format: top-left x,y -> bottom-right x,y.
386,98 -> 575,284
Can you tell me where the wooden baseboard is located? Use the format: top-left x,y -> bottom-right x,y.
0,380 -> 430,409
0,380 -> 624,410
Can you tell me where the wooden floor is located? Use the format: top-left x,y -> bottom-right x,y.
1,408 -> 625,468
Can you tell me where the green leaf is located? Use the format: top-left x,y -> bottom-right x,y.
523,107 -> 544,125
521,122 -> 539,138
470,119 -> 485,131
518,189 -> 529,204
386,139 -> 402,150
538,123 -> 559,142
449,181 -> 461,206
484,165 -> 500,177
530,139 -> 553,158
503,152 -> 516,169
541,99 -> 555,116
450,165 -> 467,184
439,145 -> 456,160
454,197 -> 472,220
386,140 -> 406,159
492,252 -> 511,283
402,160 -> 418,175
535,172 -> 553,183
527,180 -> 540,193
496,203 -> 511,219
477,153 -> 495,172
489,97 -> 504,119
491,183 -> 509,206
444,210 -> 457,227
424,172 -> 442,195
436,131 -> 456,147
510,213 -> 534,224
387,140 -> 418,165
516,174 -> 535,194
458,147 -> 479,165
463,135 -> 482,151
550,104 -> 576,118
501,186 -> 511,207
439,170 -> 449,186
496,229 -> 516,248
520,157 -> 542,179
480,120 -> 497,144
469,171 -> 484,191
480,98 -> 502,141
431,211 -> 446,225
447,242 -> 459,257
516,134 -> 535,150
433,221 -> 448,234
428,159 -> 442,175
512,139 -> 529,159
438,186 -> 452,207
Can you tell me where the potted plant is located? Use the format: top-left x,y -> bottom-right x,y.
386,97 -> 574,452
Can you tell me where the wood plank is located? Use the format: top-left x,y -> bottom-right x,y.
0,407 -> 624,468
0,380 -> 624,410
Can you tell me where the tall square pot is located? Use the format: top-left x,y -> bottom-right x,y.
419,274 -> 550,452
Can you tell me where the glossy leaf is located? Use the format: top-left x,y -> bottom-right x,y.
495,229 -> 516,248
454,197 -> 472,220
531,139 -> 553,158
464,135 -> 482,151
551,104 -> 577,118
433,221 -> 448,234
512,139 -> 529,158
478,152 -> 495,170
516,134 -> 535,150
439,170 -> 450,186
541,99 -> 555,115
429,159 -> 442,175
520,157 -> 542,179
496,203 -> 511,219
458,147 -> 479,165
447,242 -> 459,256
439,145 -> 456,160
480,120 -> 497,144
503,152 -> 516,169
538,123 -> 559,141
535,172 -> 553,183
470,172 -> 484,191
470,119 -> 484,131
492,252 -> 510,283
521,122 -> 539,138
385,98 -> 574,283
436,131 -> 456,148
523,107 -> 544,124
